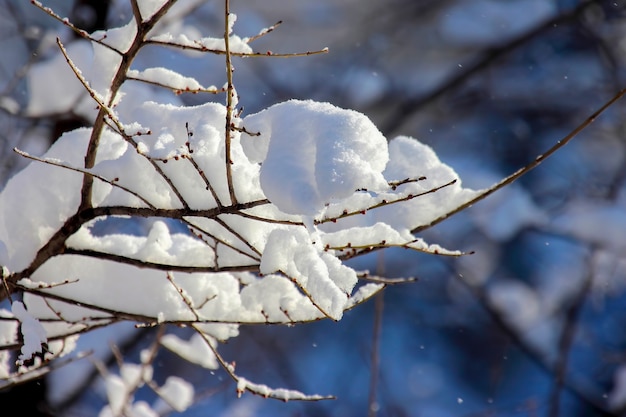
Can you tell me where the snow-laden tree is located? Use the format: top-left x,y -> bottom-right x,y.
0,0 -> 623,415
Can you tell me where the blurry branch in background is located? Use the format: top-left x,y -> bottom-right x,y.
367,266 -> 385,417
548,249 -> 596,417
451,257 -> 613,416
380,0 -> 604,135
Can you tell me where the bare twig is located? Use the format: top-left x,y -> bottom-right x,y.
145,39 -> 329,57
246,20 -> 283,43
357,271 -> 417,285
413,87 -> 626,234
13,148 -> 157,208
317,178 -> 457,225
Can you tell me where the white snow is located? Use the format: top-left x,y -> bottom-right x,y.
127,67 -> 217,93
236,377 -> 329,401
161,333 -> 219,369
11,301 -> 47,363
137,0 -> 170,21
149,31 -> 253,54
153,376 -> 194,412
242,99 -> 389,216
260,227 -> 357,320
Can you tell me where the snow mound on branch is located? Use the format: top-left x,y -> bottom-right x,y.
242,100 -> 389,216
260,227 -> 357,320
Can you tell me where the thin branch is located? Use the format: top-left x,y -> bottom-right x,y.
184,124 -> 223,208
145,39 -> 329,57
224,0 -> 237,205
192,325 -> 336,401
213,216 -> 262,257
125,75 -> 222,94
357,272 -> 417,285
246,20 -> 283,43
166,272 -> 200,321
317,179 -> 457,225
13,148 -> 157,209
332,239 -> 471,261
0,349 -> 93,391
183,218 -> 262,263
380,0 -> 602,134
233,210 -> 303,226
413,87 -> 626,234
30,0 -> 123,54
62,247 -> 258,273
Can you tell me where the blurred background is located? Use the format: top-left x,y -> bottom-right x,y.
1,0 -> 626,416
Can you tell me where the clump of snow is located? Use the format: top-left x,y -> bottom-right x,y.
153,376 -> 194,412
24,41 -> 95,118
236,377 -> 329,401
0,129 -> 86,270
242,99 -> 389,216
260,227 -> 357,320
161,333 -> 218,369
11,301 -> 47,363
